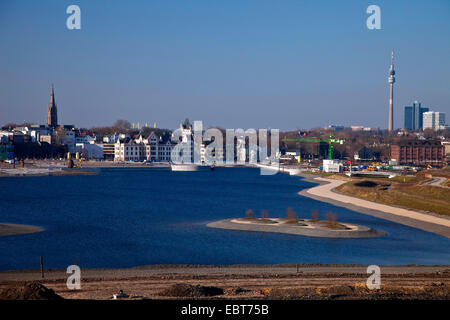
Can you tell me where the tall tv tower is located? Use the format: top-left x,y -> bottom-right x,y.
388,50 -> 395,132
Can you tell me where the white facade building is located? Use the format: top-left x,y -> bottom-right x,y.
14,125 -> 53,143
113,133 -> 176,162
323,159 -> 342,173
144,132 -> 176,162
423,111 -> 446,130
114,139 -> 146,162
103,134 -> 120,143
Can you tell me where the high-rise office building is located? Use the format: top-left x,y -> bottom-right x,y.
403,101 -> 428,130
423,111 -> 446,130
414,101 -> 428,130
404,106 -> 413,130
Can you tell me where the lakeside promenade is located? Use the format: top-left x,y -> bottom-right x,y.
300,177 -> 450,238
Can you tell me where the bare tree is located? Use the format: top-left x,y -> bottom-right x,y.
2,123 -> 18,130
311,210 -> 319,222
325,212 -> 338,227
286,207 -> 297,222
113,120 -> 131,130
245,209 -> 254,220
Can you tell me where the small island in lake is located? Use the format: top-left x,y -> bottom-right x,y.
207,209 -> 385,238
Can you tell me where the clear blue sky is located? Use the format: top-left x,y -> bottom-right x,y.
0,0 -> 449,130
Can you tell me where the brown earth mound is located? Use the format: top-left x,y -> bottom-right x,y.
0,282 -> 63,300
159,283 -> 224,297
266,282 -> 450,300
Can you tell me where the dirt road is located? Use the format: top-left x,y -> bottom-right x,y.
422,177 -> 450,189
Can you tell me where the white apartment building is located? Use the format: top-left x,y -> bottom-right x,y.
15,125 -> 52,143
144,132 -> 176,162
103,133 -> 120,143
114,139 -> 146,162
114,133 -> 176,162
423,111 -> 446,130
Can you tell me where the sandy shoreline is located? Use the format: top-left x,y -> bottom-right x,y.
0,167 -> 100,178
298,175 -> 450,238
0,160 -> 171,178
0,223 -> 44,237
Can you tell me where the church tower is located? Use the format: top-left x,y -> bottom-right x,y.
47,85 -> 58,128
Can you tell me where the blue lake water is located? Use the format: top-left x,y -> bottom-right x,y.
0,167 -> 449,270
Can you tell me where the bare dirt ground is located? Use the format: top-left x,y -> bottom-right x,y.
1,265 -> 449,300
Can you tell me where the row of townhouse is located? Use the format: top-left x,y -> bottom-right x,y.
114,132 -> 176,162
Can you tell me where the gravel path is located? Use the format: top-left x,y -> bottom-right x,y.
299,176 -> 450,238
422,177 -> 450,189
